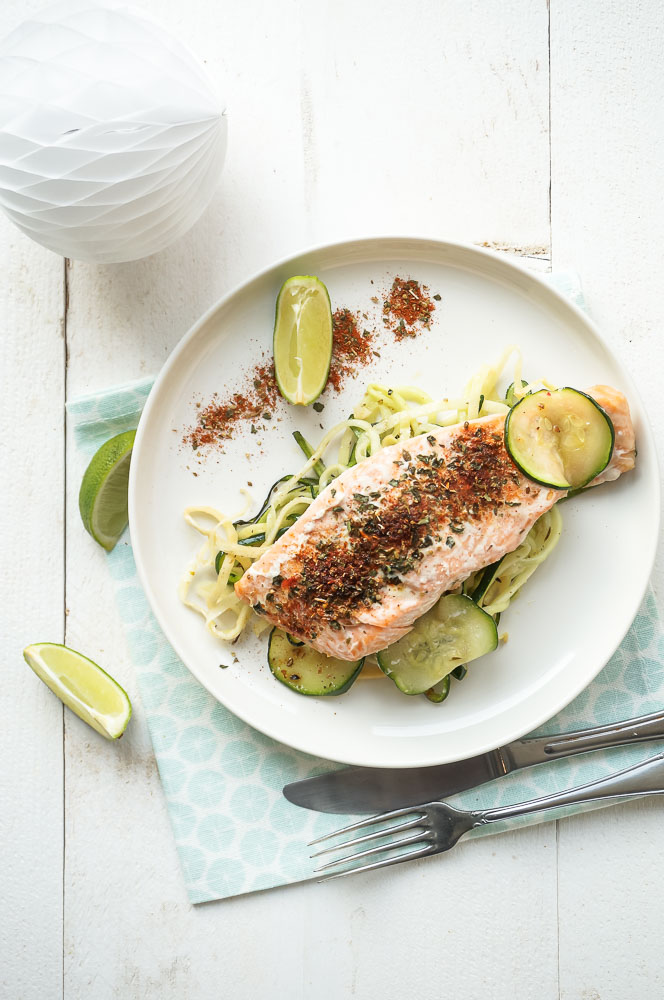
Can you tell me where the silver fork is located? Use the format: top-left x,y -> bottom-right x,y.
310,749 -> 664,881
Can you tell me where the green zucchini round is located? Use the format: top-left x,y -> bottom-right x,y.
504,387 -> 614,490
268,629 -> 364,696
377,594 -> 498,695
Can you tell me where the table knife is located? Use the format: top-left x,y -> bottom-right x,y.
283,708 -> 664,814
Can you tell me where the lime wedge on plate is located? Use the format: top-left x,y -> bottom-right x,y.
273,275 -> 333,405
23,643 -> 132,739
79,429 -> 136,551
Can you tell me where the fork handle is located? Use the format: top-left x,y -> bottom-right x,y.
503,708 -> 664,771
478,749 -> 664,825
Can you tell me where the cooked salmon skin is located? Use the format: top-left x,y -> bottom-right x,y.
235,385 -> 635,660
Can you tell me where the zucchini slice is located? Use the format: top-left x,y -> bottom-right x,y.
234,474 -> 292,527
237,522 -> 295,549
376,594 -> 498,695
234,475 -> 317,530
424,674 -> 450,704
504,387 -> 614,490
338,424 -> 359,468
268,629 -> 364,696
424,650 -> 468,703
292,430 -> 326,477
472,506 -> 562,615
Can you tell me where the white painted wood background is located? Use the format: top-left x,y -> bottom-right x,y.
1,0 -> 663,997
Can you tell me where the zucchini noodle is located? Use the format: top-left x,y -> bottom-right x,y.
478,505 -> 563,616
180,346 -> 562,644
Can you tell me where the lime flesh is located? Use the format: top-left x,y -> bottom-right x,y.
79,430 -> 136,551
273,275 -> 333,405
23,643 -> 132,739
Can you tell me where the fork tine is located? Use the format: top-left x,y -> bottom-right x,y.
317,844 -> 434,883
314,831 -> 430,872
308,805 -> 425,847
310,817 -> 426,859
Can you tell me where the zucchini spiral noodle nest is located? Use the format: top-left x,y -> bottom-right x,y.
179,346 -> 563,654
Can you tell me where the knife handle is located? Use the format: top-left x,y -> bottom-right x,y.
503,709 -> 664,771
482,749 -> 664,825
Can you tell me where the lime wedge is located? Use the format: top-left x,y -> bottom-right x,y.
79,429 -> 136,551
273,275 -> 333,405
23,643 -> 132,739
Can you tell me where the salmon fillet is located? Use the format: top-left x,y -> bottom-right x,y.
235,385 -> 635,660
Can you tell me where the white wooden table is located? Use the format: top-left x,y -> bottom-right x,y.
2,1 -> 663,997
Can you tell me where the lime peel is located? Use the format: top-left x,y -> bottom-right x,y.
23,643 -> 132,740
79,429 -> 136,551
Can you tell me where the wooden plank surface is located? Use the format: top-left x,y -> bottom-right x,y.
551,3 -> 664,997
299,0 -> 551,247
0,227 -> 65,997
0,5 -> 69,994
2,0 -> 663,995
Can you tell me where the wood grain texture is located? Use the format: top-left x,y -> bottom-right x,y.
300,0 -> 551,247
0,218 -> 64,998
0,2 -> 71,992
551,0 -> 664,602
300,823 -> 558,1000
557,798 -> 664,1000
551,3 -> 664,997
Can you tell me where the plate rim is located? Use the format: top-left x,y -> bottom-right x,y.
129,234 -> 661,768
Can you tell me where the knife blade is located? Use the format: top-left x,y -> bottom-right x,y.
283,708 -> 664,814
283,754 -> 503,814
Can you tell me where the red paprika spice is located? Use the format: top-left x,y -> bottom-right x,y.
382,276 -> 436,340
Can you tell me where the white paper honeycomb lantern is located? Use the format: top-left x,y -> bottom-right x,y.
0,1 -> 227,262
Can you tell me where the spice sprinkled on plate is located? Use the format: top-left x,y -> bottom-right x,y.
184,361 -> 280,452
327,308 -> 376,391
183,306 -> 380,452
382,276 -> 436,340
183,275 -> 438,455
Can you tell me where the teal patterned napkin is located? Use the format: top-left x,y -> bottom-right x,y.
68,272 -> 664,903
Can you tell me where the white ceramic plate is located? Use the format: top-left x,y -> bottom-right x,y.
129,237 -> 659,768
